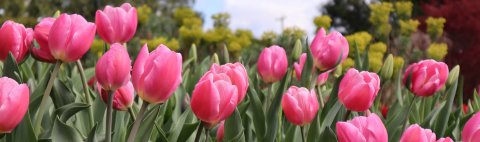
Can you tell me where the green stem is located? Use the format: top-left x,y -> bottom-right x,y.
300,126 -> 306,142
106,90 -> 116,142
265,84 -> 273,111
316,86 -> 324,108
128,107 -> 136,121
34,61 -> 61,136
343,110 -> 351,121
194,122 -> 204,142
127,102 -> 149,142
204,128 -> 209,142
401,96 -> 417,132
75,60 -> 94,129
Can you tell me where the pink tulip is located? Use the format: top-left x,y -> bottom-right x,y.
96,3 -> 137,44
310,28 -> 349,70
462,112 -> 480,142
0,77 -> 30,133
436,137 -> 453,142
336,114 -> 388,142
257,45 -> 288,83
293,53 -> 330,85
0,20 -> 33,62
95,43 -> 131,91
48,13 -> 96,62
338,68 -> 380,112
200,63 -> 248,104
281,86 -> 319,126
32,18 -> 56,63
132,44 -> 182,104
96,81 -> 134,111
216,121 -> 225,142
400,124 -> 437,142
190,71 -> 239,126
403,59 -> 449,96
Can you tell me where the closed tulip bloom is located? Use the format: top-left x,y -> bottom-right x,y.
132,44 -> 182,104
32,18 -> 56,63
200,63 -> 248,103
0,77 -> 30,133
97,81 -> 134,111
96,3 -> 137,44
310,28 -> 349,71
436,137 -> 453,142
462,112 -> 480,142
0,20 -> 33,62
257,45 -> 288,83
191,71 -> 239,126
400,124 -> 437,142
48,13 -> 96,62
281,86 -> 319,126
336,114 -> 388,142
339,68 -> 380,112
216,121 -> 225,142
95,43 -> 131,91
403,59 -> 449,96
316,72 -> 330,86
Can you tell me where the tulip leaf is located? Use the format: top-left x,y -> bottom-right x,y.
361,46 -> 369,71
86,123 -> 99,142
55,103 -> 90,122
264,70 -> 290,142
2,52 -> 21,81
50,117 -> 83,142
167,108 -> 193,142
224,108 -> 245,142
222,44 -> 230,64
433,76 -> 458,137
246,80 -> 266,141
135,105 -> 161,142
51,80 -> 76,108
299,45 -> 314,88
353,42 -> 363,70
177,122 -> 199,142
8,111 -> 37,142
285,124 -> 299,142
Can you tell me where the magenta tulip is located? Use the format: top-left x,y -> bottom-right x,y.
400,124 -> 437,142
281,86 -> 319,126
96,3 -> 137,44
47,13 -> 96,62
338,68 -> 380,112
257,45 -> 288,83
190,71 -> 239,126
336,114 -> 388,142
132,44 -> 182,104
95,43 -> 131,91
32,17 -> 56,63
316,72 -> 330,86
200,63 -> 248,103
462,112 -> 480,142
0,20 -> 33,62
436,137 -> 453,142
216,121 -> 225,142
97,81 -> 134,111
310,28 -> 349,70
403,59 -> 449,96
0,77 -> 30,133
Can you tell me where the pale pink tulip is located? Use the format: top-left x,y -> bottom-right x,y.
339,68 -> 380,112
95,43 -> 131,91
132,44 -> 182,104
336,114 -> 388,142
0,77 -> 30,133
281,86 -> 319,126
0,20 -> 33,62
310,28 -> 349,70
403,59 -> 449,96
257,45 -> 288,83
96,3 -> 137,44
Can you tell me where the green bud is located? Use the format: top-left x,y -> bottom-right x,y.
189,44 -> 198,63
379,54 -> 394,80
53,10 -> 61,18
292,39 -> 303,60
212,53 -> 220,64
334,63 -> 343,77
223,44 -> 230,63
447,65 -> 460,86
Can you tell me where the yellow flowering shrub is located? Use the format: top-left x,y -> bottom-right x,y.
137,5 -> 152,25
369,42 -> 387,54
426,17 -> 446,39
203,27 -> 233,43
393,56 -> 405,76
313,15 -> 332,31
90,38 -> 105,57
346,32 -> 373,55
369,52 -> 384,72
342,58 -> 355,69
141,37 -> 180,51
395,1 -> 413,19
174,7 -> 197,25
399,19 -> 420,36
369,2 -> 393,25
179,17 -> 204,44
427,43 -> 448,61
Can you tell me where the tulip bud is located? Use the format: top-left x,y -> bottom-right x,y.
0,77 -> 29,133
212,53 -> 220,64
292,39 -> 303,60
379,54 -> 394,80
48,13 -> 96,62
403,59 -> 449,96
338,68 -> 380,112
95,43 -> 131,91
334,63 -> 343,77
336,114 -> 388,142
0,20 -> 33,63
189,44 -> 198,62
132,44 -> 182,104
32,18 -> 56,63
400,124 -> 436,142
446,65 -> 459,86
53,10 -> 61,18
462,112 -> 480,142
257,45 -> 288,83
96,82 -> 134,111
281,86 -> 319,126
216,121 -> 225,142
293,53 -> 307,80
310,28 -> 349,71
96,3 -> 137,44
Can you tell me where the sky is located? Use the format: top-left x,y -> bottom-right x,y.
193,0 -> 329,38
